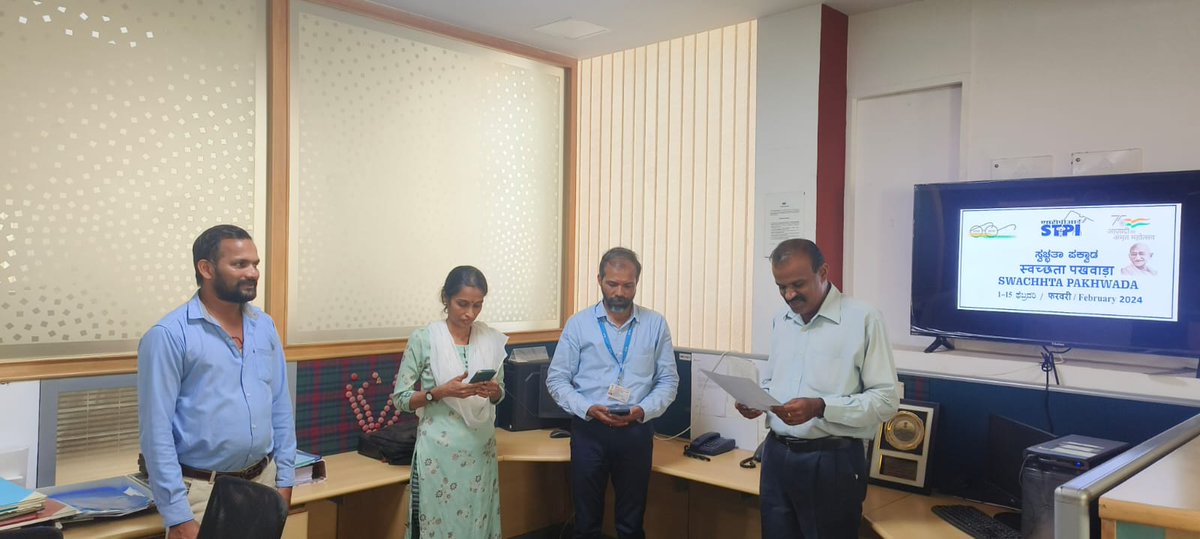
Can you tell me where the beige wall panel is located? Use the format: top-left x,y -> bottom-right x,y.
702,28 -> 723,349
597,54 -> 613,289
621,49 -> 636,250
664,38 -> 684,326
731,23 -> 754,348
608,51 -> 623,247
716,26 -> 739,349
652,42 -> 671,313
576,58 -> 593,313
630,48 -> 646,261
678,34 -> 697,345
575,22 -> 756,350
745,22 -> 759,345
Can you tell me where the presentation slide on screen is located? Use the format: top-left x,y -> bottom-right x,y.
957,204 -> 1181,321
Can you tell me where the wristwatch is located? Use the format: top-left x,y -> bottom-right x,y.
425,388 -> 437,402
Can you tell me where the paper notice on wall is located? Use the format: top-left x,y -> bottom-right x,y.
762,191 -> 804,257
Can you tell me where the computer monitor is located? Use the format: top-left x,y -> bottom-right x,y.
985,414 -> 1056,509
536,364 -> 572,419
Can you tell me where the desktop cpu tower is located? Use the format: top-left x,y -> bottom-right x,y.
1020,435 -> 1129,539
1021,464 -> 1079,539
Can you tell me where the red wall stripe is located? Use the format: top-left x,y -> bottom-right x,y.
816,5 -> 849,287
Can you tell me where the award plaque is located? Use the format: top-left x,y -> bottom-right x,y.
869,399 -> 939,493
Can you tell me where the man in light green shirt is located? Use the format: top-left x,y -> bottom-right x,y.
736,238 -> 899,537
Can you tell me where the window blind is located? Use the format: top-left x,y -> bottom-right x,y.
574,22 -> 757,351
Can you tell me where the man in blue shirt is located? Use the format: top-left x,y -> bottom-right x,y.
546,247 -> 678,539
736,238 -> 898,538
137,225 -> 297,539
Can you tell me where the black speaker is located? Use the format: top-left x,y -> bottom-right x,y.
1021,464 -> 1078,539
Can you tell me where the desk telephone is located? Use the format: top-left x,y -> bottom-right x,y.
688,432 -> 736,457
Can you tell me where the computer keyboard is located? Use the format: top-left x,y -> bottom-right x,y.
932,504 -> 1022,539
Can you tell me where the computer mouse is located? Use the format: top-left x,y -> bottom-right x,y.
549,429 -> 572,439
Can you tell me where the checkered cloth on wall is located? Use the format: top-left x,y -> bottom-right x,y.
295,353 -> 416,456
294,343 -> 553,456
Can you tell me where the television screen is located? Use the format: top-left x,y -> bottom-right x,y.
911,170 -> 1200,357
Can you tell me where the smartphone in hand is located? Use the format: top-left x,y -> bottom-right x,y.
607,405 -> 631,416
468,369 -> 497,384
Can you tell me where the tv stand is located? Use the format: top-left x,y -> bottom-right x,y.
924,336 -> 955,353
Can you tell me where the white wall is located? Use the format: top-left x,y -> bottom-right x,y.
752,5 -> 823,353
847,85 -> 961,351
845,0 -> 1200,402
0,382 -> 40,487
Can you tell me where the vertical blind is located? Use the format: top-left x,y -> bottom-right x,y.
574,22 -> 757,351
55,386 -> 140,485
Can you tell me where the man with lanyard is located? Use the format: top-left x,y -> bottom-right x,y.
138,224 -> 297,539
735,238 -> 898,537
547,247 -> 679,539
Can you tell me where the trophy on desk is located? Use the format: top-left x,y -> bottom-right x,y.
869,399 -> 939,493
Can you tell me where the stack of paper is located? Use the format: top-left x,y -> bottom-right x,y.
41,476 -> 154,521
0,477 -> 78,531
0,478 -> 47,525
294,450 -> 326,485
0,498 -> 78,531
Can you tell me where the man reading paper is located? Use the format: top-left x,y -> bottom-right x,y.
734,239 -> 899,538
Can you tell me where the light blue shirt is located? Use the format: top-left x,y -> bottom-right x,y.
762,286 -> 899,439
547,302 -> 678,421
137,294 -> 297,528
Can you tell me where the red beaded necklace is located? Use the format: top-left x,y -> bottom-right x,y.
344,371 -> 403,433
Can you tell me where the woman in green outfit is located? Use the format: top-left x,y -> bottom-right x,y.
392,266 -> 508,538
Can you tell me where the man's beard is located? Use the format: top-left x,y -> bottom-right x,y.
214,277 -> 257,304
604,295 -> 632,313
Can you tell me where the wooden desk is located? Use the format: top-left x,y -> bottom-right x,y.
648,437 -> 1001,538
1100,434 -> 1200,538
861,488 -> 1006,539
62,452 -> 410,539
56,430 -> 1000,538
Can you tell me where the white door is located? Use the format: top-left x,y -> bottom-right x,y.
847,84 -> 961,350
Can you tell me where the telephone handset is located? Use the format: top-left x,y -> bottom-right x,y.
688,431 -> 736,457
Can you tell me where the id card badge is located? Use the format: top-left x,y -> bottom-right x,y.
607,384 -> 632,404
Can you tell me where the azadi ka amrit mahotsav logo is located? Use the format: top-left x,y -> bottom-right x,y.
1121,217 -> 1150,230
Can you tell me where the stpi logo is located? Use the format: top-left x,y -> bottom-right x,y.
1040,210 -> 1092,238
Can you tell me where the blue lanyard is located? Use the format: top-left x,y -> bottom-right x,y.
598,318 -> 634,383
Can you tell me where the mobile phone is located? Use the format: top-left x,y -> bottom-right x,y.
468,369 -> 497,384
608,405 -> 630,416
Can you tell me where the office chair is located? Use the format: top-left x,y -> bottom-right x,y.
0,527 -> 63,539
196,476 -> 288,539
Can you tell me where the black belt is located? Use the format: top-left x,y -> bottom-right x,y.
139,454 -> 269,481
769,431 -> 855,453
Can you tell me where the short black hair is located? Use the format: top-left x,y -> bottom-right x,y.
192,224 -> 253,286
598,247 -> 642,281
769,238 -> 824,272
441,265 -> 489,306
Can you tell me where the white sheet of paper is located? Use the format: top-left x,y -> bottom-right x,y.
700,369 -> 781,411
